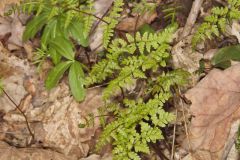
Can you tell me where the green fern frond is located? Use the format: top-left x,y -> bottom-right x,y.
96,91 -> 177,159
88,23 -> 187,159
88,24 -> 178,98
83,0 -> 95,38
103,0 -> 124,48
193,1 -> 240,46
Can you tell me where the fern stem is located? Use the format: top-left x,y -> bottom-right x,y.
65,8 -> 109,24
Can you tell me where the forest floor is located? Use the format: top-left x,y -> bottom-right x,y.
0,0 -> 240,160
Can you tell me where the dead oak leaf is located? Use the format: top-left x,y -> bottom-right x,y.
183,64 -> 240,159
0,15 -> 25,50
0,141 -> 74,160
0,52 -> 34,113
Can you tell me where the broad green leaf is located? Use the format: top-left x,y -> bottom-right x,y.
68,20 -> 89,47
214,60 -> 231,69
68,61 -> 86,101
211,45 -> 240,68
45,61 -> 72,90
50,36 -> 75,60
41,18 -> 58,47
23,13 -> 48,42
49,47 -> 61,65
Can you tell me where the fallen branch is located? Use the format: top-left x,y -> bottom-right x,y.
180,0 -> 204,39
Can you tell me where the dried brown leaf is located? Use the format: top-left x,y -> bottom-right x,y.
116,12 -> 157,32
0,141 -> 74,160
183,64 -> 240,160
0,52 -> 34,113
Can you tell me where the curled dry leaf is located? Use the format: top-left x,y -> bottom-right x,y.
0,141 -> 74,160
171,34 -> 203,86
226,20 -> 240,43
0,15 -> 25,50
172,34 -> 203,73
116,11 -> 157,32
0,50 -> 34,112
183,64 -> 240,160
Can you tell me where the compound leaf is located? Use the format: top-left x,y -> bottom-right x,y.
45,61 -> 72,90
68,61 -> 86,101
50,36 -> 75,60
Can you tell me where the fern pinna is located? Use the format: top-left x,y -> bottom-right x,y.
86,23 -> 189,159
103,0 -> 124,48
192,0 -> 240,46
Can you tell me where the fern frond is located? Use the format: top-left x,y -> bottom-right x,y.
103,0 -> 124,48
96,90 -> 177,159
193,1 -> 240,46
88,24 -> 177,99
89,20 -> 186,158
82,0 -> 95,38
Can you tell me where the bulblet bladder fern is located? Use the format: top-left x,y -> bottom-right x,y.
192,0 -> 240,47
86,23 -> 190,159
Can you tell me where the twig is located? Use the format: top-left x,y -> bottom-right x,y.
178,88 -> 192,151
83,50 -> 91,66
1,89 -> 35,142
0,131 -> 32,135
180,0 -> 204,39
134,14 -> 140,49
171,109 -> 178,160
90,8 -> 111,37
221,132 -> 238,160
66,8 -> 109,24
214,0 -> 227,6
120,87 -> 125,100
87,83 -> 109,90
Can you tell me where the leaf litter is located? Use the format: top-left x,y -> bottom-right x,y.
183,64 -> 240,160
1,0 -> 240,160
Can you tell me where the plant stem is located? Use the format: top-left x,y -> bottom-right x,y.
1,89 -> 35,142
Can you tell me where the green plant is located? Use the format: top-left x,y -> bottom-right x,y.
16,0 -> 96,101
86,23 -> 189,159
211,44 -> 240,69
18,0 -> 126,101
10,0 -> 190,159
102,0 -> 124,48
192,0 -> 240,47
